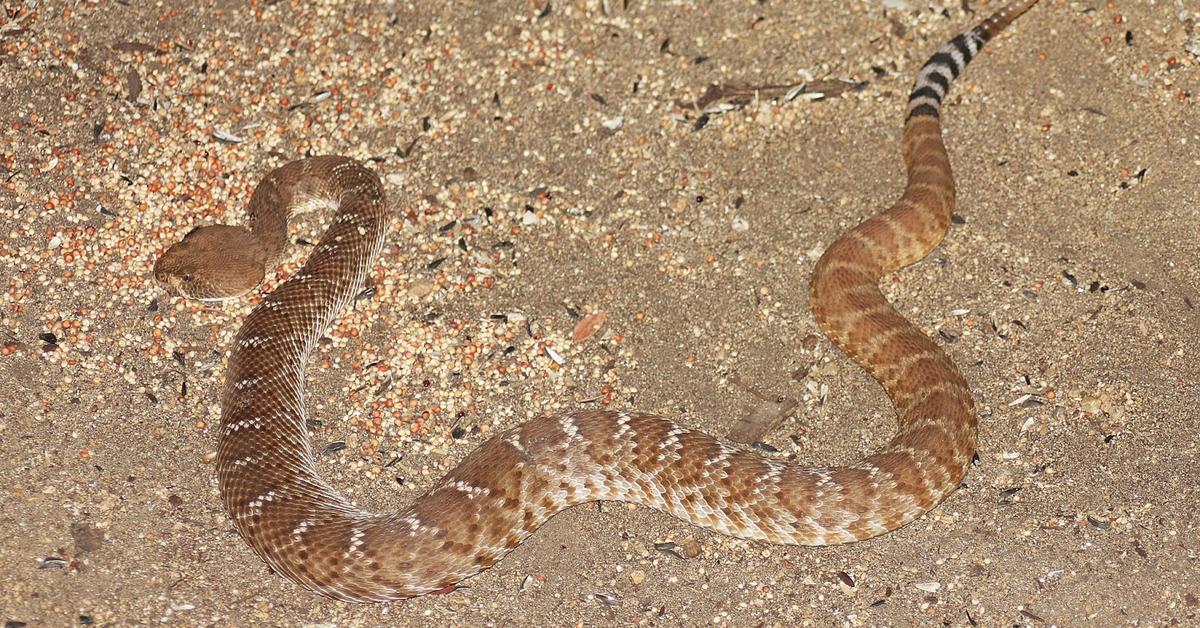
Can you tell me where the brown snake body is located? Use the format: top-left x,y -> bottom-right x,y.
154,1 -> 1040,603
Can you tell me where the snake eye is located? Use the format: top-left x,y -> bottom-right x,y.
181,274 -> 193,282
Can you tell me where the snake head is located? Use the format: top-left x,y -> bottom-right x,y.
153,225 -> 268,302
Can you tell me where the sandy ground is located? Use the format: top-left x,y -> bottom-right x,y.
1,0 -> 1198,625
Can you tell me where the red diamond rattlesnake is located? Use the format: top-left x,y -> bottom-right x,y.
154,0 -> 1041,603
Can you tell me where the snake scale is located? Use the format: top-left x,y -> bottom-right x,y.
154,0 -> 1040,603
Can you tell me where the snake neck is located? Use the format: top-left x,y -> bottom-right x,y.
244,169 -> 295,265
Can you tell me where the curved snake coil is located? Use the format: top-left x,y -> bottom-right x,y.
153,0 -> 1041,603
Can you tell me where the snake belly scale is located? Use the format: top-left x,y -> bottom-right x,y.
152,0 -> 1041,603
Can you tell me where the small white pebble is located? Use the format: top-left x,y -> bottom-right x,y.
601,116 -> 624,130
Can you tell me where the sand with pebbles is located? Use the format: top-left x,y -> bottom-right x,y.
2,0 -> 1198,625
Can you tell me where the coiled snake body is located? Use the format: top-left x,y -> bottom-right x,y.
154,1 -> 1040,603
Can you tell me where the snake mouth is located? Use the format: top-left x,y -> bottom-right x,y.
195,293 -> 245,304
169,281 -> 247,304
151,271 -> 237,303
152,255 -> 256,302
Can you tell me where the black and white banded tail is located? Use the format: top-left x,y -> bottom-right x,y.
906,0 -> 1040,119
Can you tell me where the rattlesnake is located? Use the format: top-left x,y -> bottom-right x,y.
154,0 -> 1041,603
